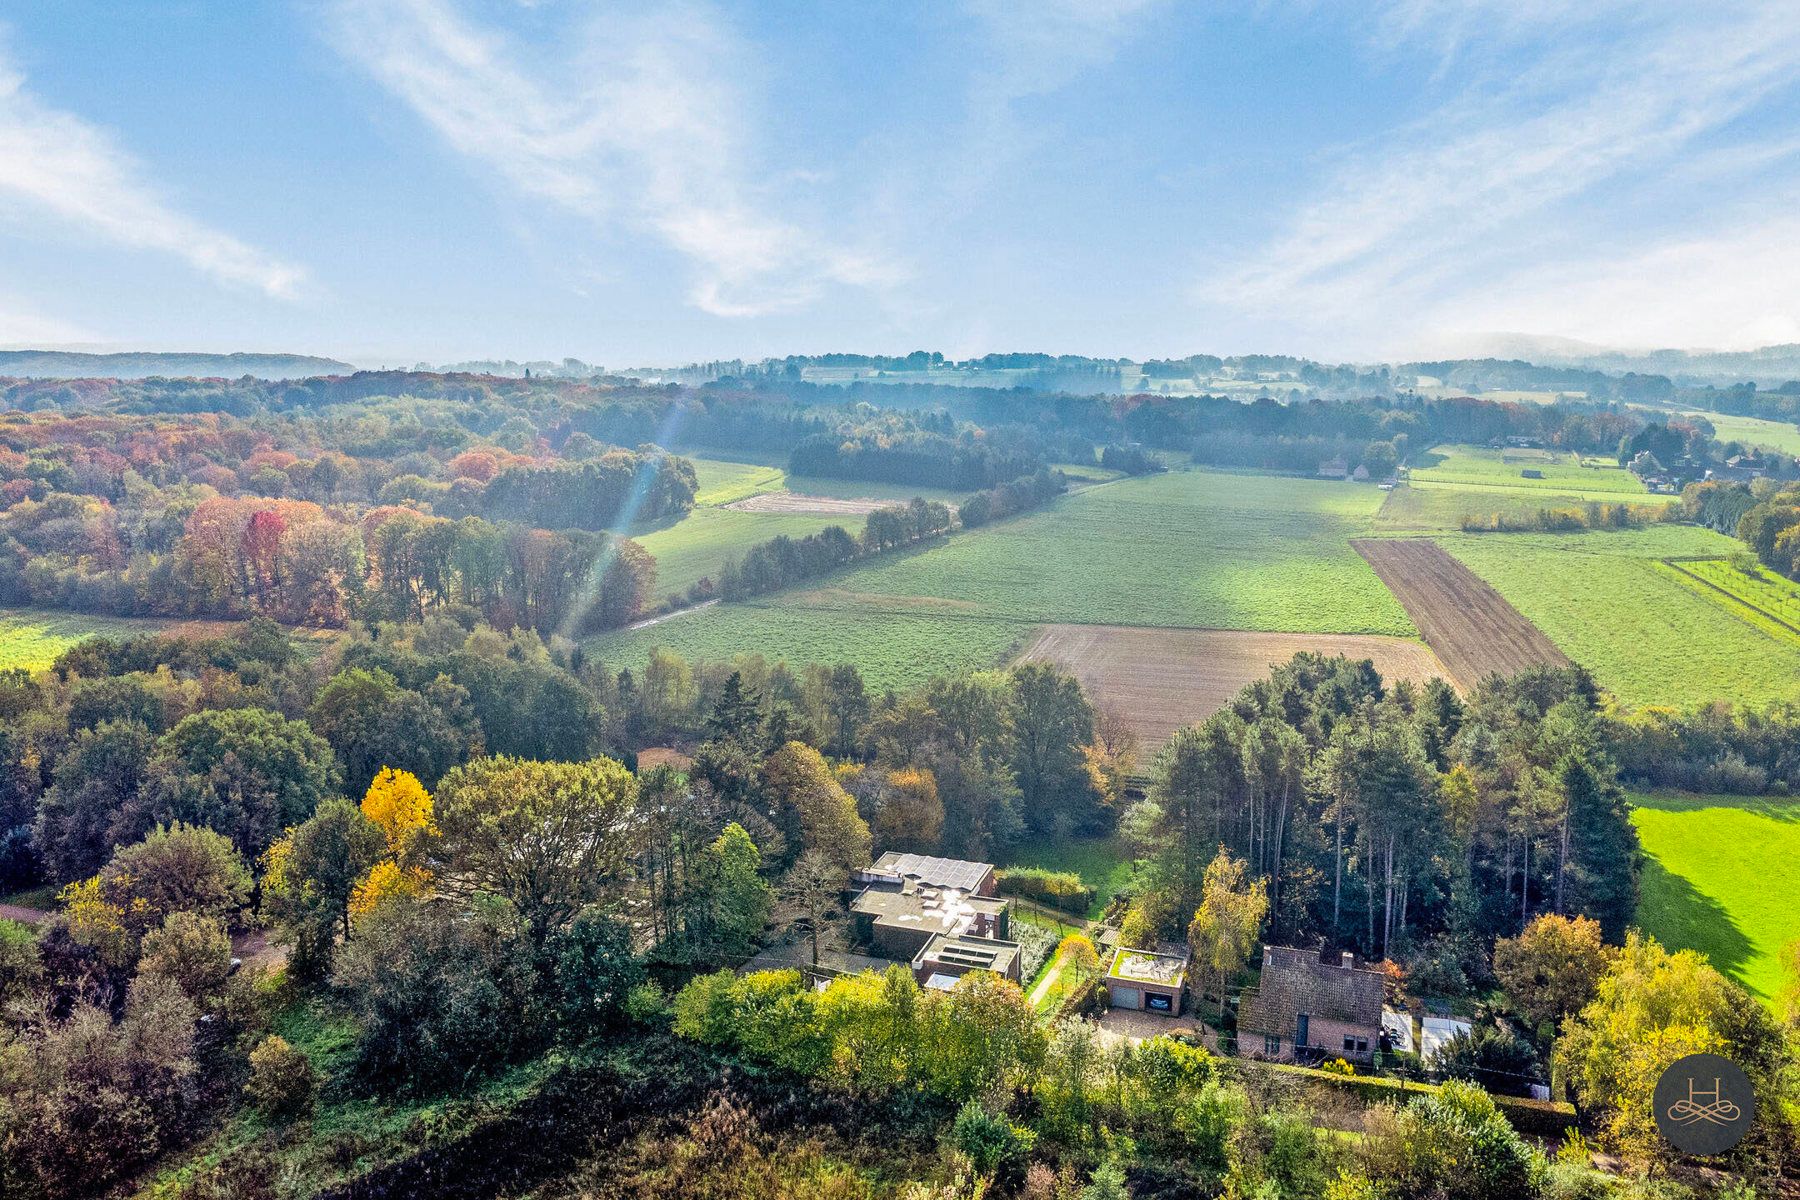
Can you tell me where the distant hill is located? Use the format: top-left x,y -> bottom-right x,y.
0,350 -> 354,380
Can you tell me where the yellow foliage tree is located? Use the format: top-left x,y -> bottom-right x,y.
360,767 -> 434,859
347,859 -> 429,922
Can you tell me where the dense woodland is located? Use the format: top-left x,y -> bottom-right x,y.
2,607 -> 1800,1196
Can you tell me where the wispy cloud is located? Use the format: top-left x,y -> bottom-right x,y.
0,43 -> 305,299
1203,1 -> 1800,353
324,0 -> 902,318
0,294 -> 93,346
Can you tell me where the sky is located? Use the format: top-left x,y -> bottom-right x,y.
4,0 -> 1800,367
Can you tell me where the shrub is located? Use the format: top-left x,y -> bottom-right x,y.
996,867 -> 1093,914
951,1100 -> 1036,1174
137,911 -> 234,1012
245,1035 -> 318,1122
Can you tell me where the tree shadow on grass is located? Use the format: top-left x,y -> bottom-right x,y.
1631,790 -> 1800,824
1636,857 -> 1759,992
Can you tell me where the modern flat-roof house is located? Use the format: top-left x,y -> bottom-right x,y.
848,852 -> 1020,985
1106,946 -> 1189,1015
1237,945 -> 1384,1065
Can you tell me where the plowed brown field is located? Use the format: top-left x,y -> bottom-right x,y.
1352,538 -> 1570,691
1017,624 -> 1449,752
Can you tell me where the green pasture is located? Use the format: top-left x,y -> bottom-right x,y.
1376,483 -> 1670,532
1631,790 -> 1800,1002
633,508 -> 850,599
0,609 -> 215,672
1441,526 -> 1800,708
688,457 -> 788,506
588,593 -> 1033,693
1000,836 -> 1136,920
1409,444 -> 1653,499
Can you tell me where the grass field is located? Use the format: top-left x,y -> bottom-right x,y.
0,609 -> 246,672
689,457 -> 788,506
590,468 -> 1419,685
1637,410 -> 1800,456
593,593 -> 1033,692
1408,444 -> 1655,500
1440,526 -> 1800,708
633,508 -> 849,599
1657,558 -> 1800,642
637,455 -> 968,601
1631,791 -> 1800,1002
1000,836 -> 1135,920
1376,482 -> 1672,532
822,470 -> 1414,635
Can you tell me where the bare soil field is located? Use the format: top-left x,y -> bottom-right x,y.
726,492 -> 948,517
1016,623 -> 1449,751
1352,538 -> 1570,691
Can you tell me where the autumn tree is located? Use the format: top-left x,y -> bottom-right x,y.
430,755 -> 638,945
1492,913 -> 1612,1035
1187,846 -> 1269,1022
765,741 -> 871,872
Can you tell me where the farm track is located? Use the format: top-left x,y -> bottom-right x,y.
1017,623 -> 1449,752
1351,539 -> 1569,692
725,492 -> 958,517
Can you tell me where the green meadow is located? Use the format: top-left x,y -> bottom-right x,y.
1631,791 -> 1800,1002
590,592 -> 1031,693
1408,444 -> 1655,500
0,610 -> 228,672
633,508 -> 849,599
1440,526 -> 1800,708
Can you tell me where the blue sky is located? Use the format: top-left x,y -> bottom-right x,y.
4,1 -> 1800,365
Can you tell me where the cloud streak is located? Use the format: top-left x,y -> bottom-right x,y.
325,0 -> 901,318
1203,1 -> 1800,353
0,45 -> 305,299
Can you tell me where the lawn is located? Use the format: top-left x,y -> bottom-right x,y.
1439,526 -> 1800,708
1630,791 -> 1800,1002
1000,836 -> 1136,920
1408,444 -> 1655,500
590,468 -> 1419,686
0,609 -> 241,672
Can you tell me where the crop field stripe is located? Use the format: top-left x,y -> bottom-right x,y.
1657,559 -> 1800,640
1351,539 -> 1569,692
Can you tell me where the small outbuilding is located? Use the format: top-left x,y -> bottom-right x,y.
1105,945 -> 1189,1016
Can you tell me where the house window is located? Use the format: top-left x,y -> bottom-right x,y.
1343,1036 -> 1369,1054
1263,1034 -> 1281,1056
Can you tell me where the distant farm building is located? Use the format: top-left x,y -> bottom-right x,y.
1519,468 -> 1544,479
1237,945 -> 1384,1064
1317,457 -> 1349,479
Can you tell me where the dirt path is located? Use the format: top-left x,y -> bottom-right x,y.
1352,539 -> 1570,691
725,492 -> 958,517
626,598 -> 719,630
